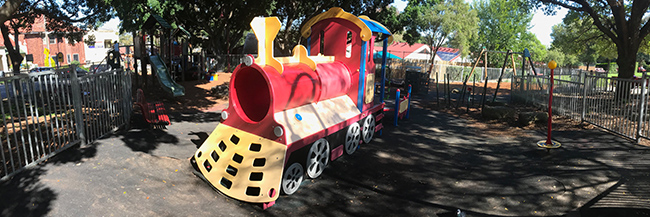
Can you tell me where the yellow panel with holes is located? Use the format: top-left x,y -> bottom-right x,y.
365,75 -> 375,104
399,98 -> 409,114
194,123 -> 286,203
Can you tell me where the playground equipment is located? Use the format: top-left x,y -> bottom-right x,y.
537,60 -> 561,149
149,55 -> 185,97
383,85 -> 412,126
190,7 -> 399,209
132,14 -> 188,97
457,48 -> 540,108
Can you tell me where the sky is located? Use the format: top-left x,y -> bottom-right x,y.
99,1 -> 568,47
390,0 -> 568,47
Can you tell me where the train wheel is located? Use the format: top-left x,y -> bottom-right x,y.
306,138 -> 329,179
281,162 -> 304,195
361,115 -> 376,144
344,122 -> 361,155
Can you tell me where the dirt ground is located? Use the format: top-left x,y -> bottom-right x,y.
142,75 -> 646,146
141,72 -> 232,113
429,81 -> 650,146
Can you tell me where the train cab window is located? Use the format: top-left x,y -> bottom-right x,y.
319,30 -> 325,55
345,31 -> 352,58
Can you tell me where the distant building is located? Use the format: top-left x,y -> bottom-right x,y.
0,15 -> 86,70
84,29 -> 119,64
374,42 -> 465,63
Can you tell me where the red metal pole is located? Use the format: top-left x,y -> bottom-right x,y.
546,67 -> 554,144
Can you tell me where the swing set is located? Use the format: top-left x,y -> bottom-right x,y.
455,48 -> 542,108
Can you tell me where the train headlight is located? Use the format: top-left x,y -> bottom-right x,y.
273,126 -> 284,137
243,55 -> 254,66
221,111 -> 229,120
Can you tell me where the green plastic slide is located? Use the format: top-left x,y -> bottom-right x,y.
149,55 -> 185,97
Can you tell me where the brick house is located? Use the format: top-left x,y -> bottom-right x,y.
0,15 -> 86,71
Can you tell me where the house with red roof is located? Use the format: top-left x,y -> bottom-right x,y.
0,15 -> 86,73
374,42 -> 463,63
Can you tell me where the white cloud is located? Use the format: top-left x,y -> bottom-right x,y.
98,18 -> 120,31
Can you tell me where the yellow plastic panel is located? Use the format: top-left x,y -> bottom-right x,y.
276,45 -> 316,71
292,45 -> 316,70
251,17 -> 284,74
365,75 -> 375,104
274,95 -> 360,145
194,123 -> 286,203
300,7 -> 372,42
399,98 -> 409,113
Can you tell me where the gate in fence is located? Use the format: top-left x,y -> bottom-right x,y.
0,67 -> 132,180
513,72 -> 650,142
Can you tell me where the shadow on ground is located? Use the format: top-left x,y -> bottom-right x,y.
0,141 -> 99,216
260,106 -> 650,216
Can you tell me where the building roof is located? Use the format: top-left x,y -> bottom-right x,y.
434,47 -> 460,62
374,42 -> 461,61
142,14 -> 172,29
374,42 -> 427,59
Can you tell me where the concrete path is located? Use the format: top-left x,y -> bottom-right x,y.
1,101 -> 649,216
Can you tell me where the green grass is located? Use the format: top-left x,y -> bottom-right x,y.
604,72 -> 646,78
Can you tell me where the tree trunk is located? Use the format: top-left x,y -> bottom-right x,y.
0,0 -> 24,25
616,47 -> 638,79
614,45 -> 640,101
427,46 -> 440,80
1,24 -> 22,74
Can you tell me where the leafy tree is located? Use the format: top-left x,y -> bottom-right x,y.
544,48 -> 565,66
472,0 -> 544,67
538,0 -> 650,79
109,0 -> 398,56
173,0 -> 273,55
1,0 -> 113,73
550,11 -> 614,71
401,0 -> 478,76
271,0 -> 397,55
119,33 -> 133,45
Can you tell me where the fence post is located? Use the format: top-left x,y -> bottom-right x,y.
581,71 -> 588,122
122,69 -> 131,130
70,65 -> 86,145
394,89 -> 400,126
636,73 -> 647,143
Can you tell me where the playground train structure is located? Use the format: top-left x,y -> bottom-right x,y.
190,7 -> 407,209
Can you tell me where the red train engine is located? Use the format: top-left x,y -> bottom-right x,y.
191,7 -> 394,208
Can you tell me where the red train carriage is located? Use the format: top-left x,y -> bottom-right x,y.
190,7 -> 395,208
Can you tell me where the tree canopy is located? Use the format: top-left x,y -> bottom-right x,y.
538,0 -> 650,78
472,0 -> 546,67
108,0 -> 398,56
0,0 -> 113,72
550,11 -> 616,70
401,0 -> 478,74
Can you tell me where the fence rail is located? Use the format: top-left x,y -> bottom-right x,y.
379,59 -> 583,84
513,72 -> 650,142
0,67 -> 132,180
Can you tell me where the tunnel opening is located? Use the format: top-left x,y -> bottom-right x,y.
233,67 -> 270,123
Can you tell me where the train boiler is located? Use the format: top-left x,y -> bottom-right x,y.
191,7 -> 394,208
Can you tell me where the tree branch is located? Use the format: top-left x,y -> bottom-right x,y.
541,0 -> 619,46
0,0 -> 24,24
540,0 -> 583,11
640,21 -> 650,39
606,0 -> 627,42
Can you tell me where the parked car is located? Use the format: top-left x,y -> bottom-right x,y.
89,64 -> 111,73
29,67 -> 54,73
56,67 -> 89,77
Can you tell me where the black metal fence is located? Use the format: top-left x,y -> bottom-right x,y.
0,67 -> 132,180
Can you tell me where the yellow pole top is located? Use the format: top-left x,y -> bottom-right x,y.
548,60 -> 557,70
